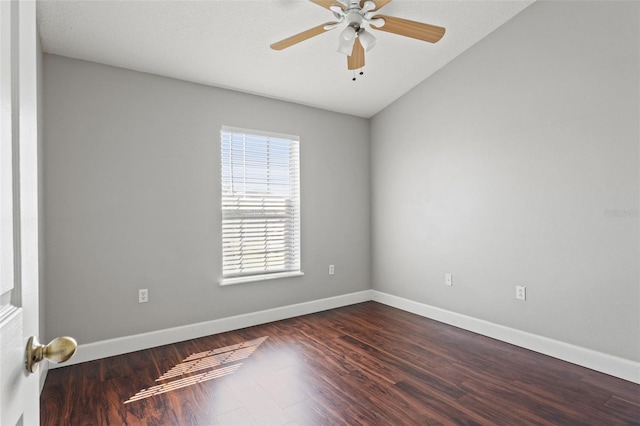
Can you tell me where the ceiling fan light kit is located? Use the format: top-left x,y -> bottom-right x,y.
340,25 -> 356,42
338,29 -> 356,55
358,29 -> 376,51
270,0 -> 446,79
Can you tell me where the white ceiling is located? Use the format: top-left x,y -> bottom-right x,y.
37,0 -> 534,118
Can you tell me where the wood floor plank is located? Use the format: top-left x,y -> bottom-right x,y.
393,380 -> 489,425
41,302 -> 640,425
215,407 -> 254,426
460,377 -> 595,425
604,395 -> 640,423
283,400 -> 340,426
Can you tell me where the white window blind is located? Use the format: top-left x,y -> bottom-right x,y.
221,127 -> 301,281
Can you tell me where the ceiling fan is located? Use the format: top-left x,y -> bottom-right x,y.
270,0 -> 445,75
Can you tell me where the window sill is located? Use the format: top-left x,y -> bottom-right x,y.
220,271 -> 304,287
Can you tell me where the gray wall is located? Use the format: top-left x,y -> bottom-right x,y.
371,0 -> 639,361
43,55 -> 370,344
44,1 -> 639,363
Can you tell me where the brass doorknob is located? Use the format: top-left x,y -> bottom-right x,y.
25,336 -> 77,373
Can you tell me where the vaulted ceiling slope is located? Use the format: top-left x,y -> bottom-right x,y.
37,0 -> 534,118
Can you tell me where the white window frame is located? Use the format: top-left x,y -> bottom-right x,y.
220,126 -> 302,286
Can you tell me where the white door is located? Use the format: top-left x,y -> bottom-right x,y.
1,1 -> 42,425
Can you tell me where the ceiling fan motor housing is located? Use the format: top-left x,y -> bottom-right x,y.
345,10 -> 363,28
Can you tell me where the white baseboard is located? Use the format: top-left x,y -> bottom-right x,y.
55,290 -> 373,368
371,290 -> 640,384
53,288 -> 639,385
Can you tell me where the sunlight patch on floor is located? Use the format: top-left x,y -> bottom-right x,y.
124,336 -> 268,404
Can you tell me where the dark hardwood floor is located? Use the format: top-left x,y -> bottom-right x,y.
41,302 -> 640,425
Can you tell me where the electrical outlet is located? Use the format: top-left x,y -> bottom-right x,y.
139,289 -> 149,303
516,285 -> 526,301
329,265 -> 335,275
445,273 -> 452,286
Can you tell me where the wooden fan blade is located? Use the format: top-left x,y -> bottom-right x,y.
347,38 -> 365,70
270,22 -> 337,50
372,15 -> 445,43
309,0 -> 345,10
360,0 -> 392,12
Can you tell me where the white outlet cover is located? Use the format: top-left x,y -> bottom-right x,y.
445,273 -> 452,286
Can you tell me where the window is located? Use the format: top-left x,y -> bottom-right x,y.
220,127 -> 301,285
